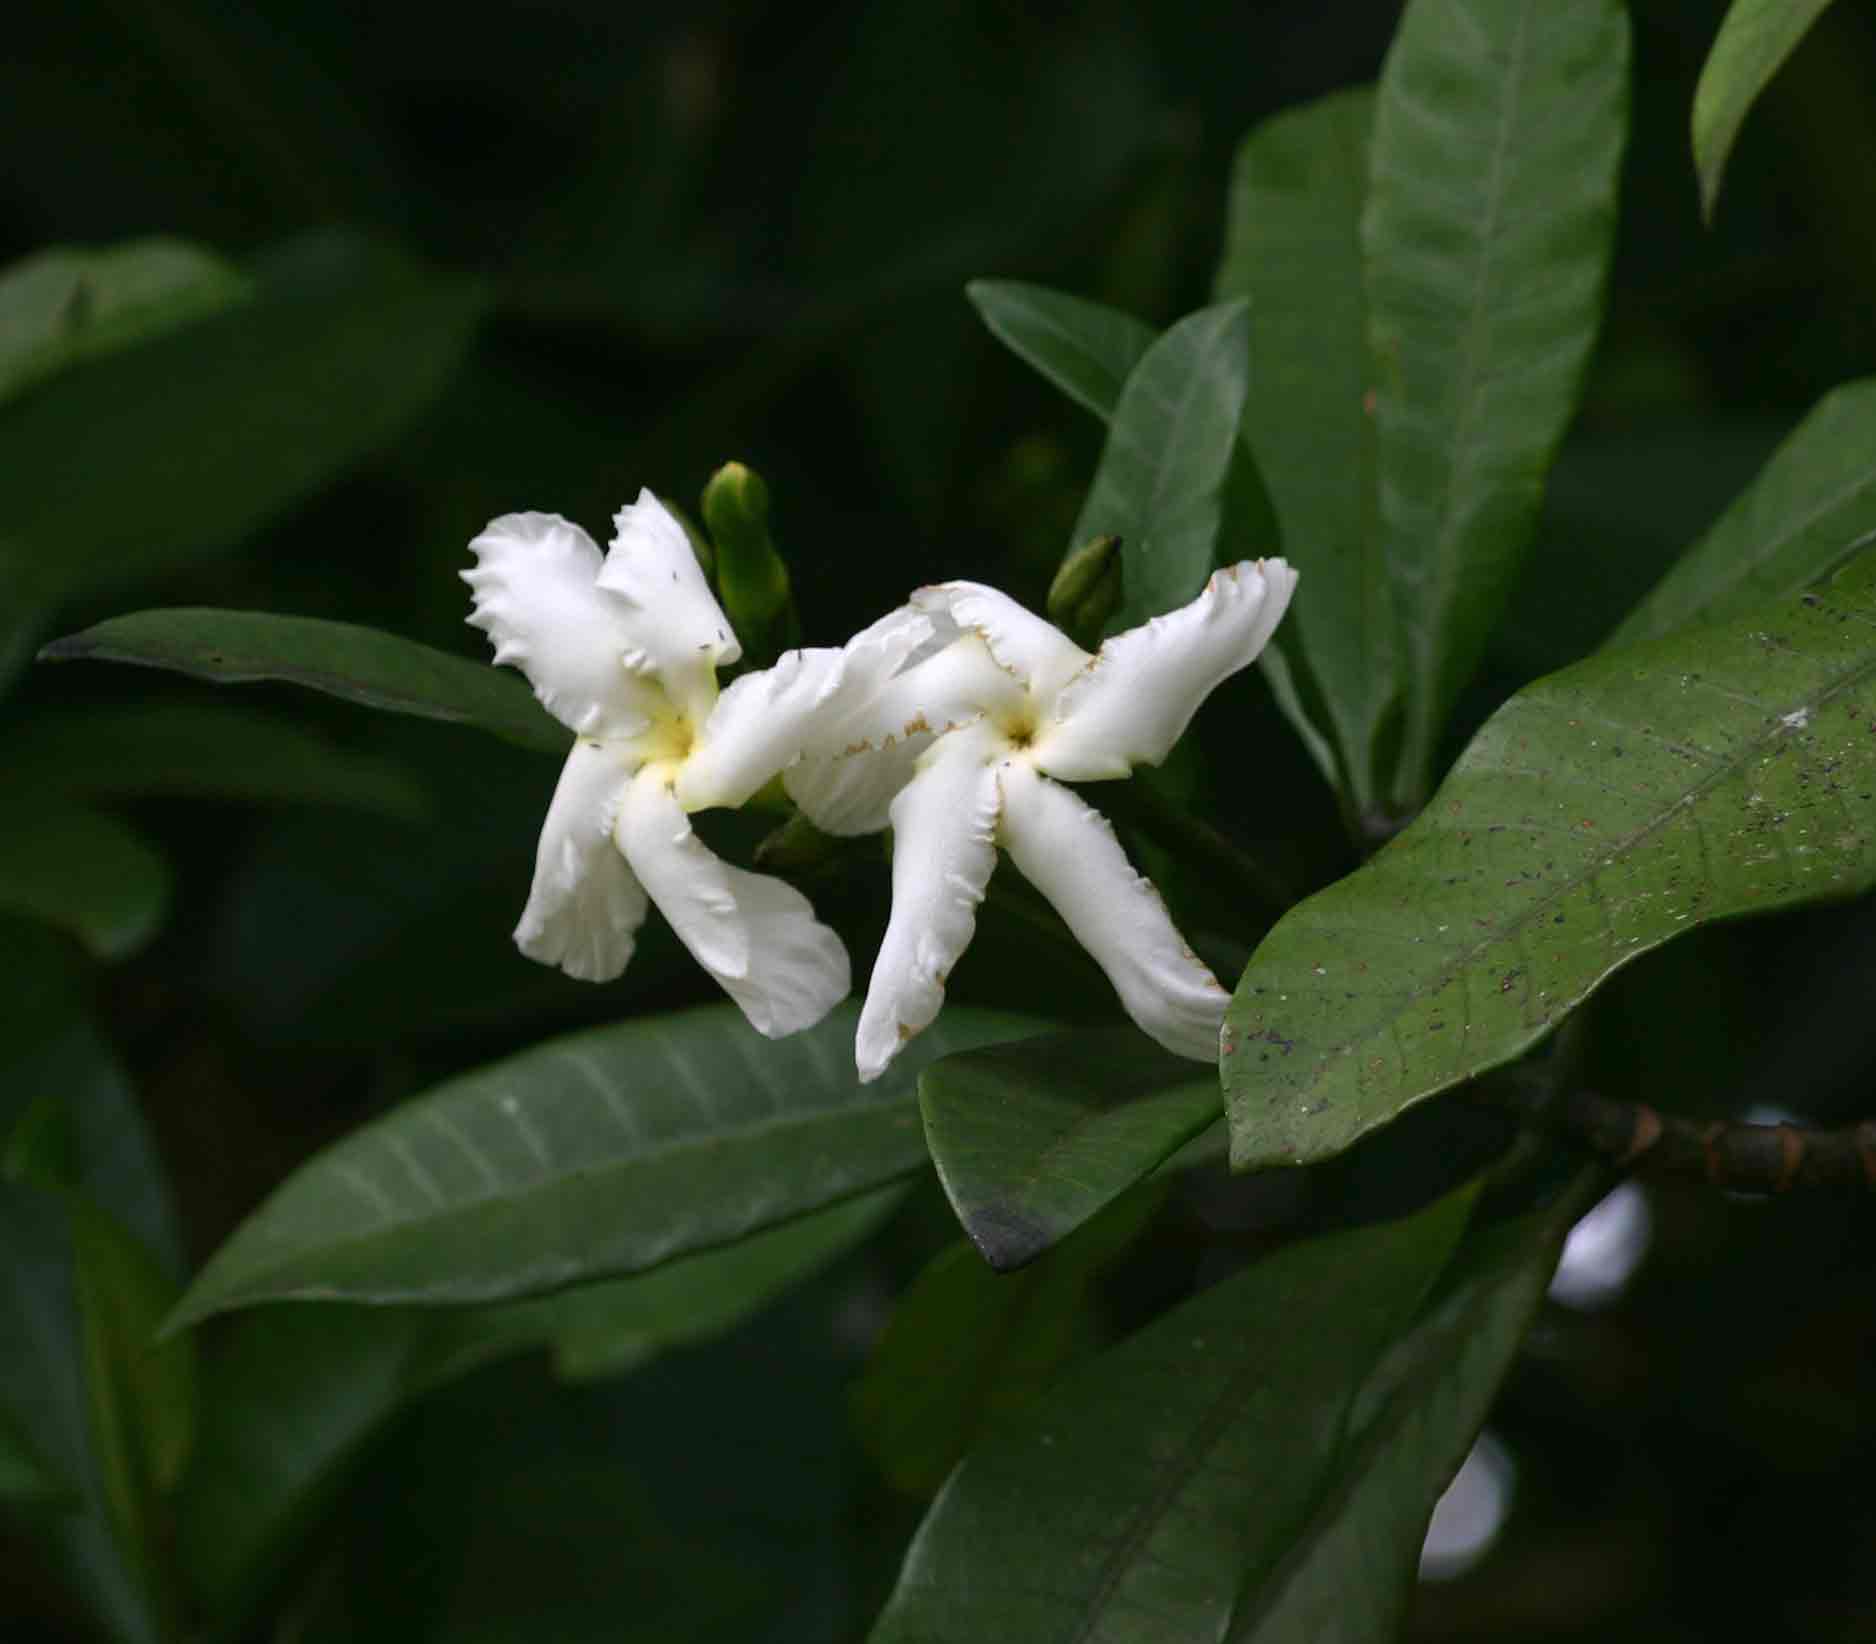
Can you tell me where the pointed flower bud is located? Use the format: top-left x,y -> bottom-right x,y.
701,460 -> 799,664
1046,533 -> 1123,649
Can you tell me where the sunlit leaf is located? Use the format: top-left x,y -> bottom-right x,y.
171,1004 -> 1040,1325
919,1028 -> 1215,1270
966,280 -> 1155,423
1692,0 -> 1838,220
0,801 -> 169,961
1218,86 -> 1400,811
0,237 -> 250,408
40,608 -> 565,755
1225,551 -> 1876,1171
1611,378 -> 1876,647
1365,0 -> 1629,804
868,1186 -> 1473,1643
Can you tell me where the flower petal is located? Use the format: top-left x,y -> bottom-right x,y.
1036,558 -> 1298,781
595,490 -> 739,720
673,607 -> 932,813
463,512 -> 662,738
784,736 -> 928,837
997,763 -> 1226,1062
615,770 -> 849,1037
514,739 -> 648,981
855,721 -> 1005,1082
912,581 -> 1090,698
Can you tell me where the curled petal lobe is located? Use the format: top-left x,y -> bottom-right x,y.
595,491 -> 740,707
785,736 -> 928,837
514,739 -> 648,982
997,763 -> 1227,1063
912,581 -> 1091,699
836,632 -> 1022,755
615,770 -> 849,1037
856,721 -> 1006,1082
1038,558 -> 1298,782
463,512 -> 660,738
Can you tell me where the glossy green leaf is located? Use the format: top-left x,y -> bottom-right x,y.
868,1186 -> 1473,1643
0,801 -> 170,961
40,608 -> 565,755
966,280 -> 1156,423
1225,551 -> 1876,1171
919,1027 -> 1215,1270
1218,87 -> 1400,811
1365,0 -> 1629,804
854,1186 -> 1160,1497
1611,378 -> 1876,648
172,1003 -> 1039,1326
8,700 -> 430,819
1229,1162 -> 1598,1641
1692,0 -> 1837,219
0,237 -> 250,408
0,235 -> 483,637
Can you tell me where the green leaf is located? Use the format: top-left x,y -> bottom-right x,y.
1611,378 -> 1876,648
6,700 -> 430,819
966,280 -> 1156,423
1070,299 -> 1275,631
1365,0 -> 1629,805
854,1186 -> 1160,1497
40,608 -> 566,755
1228,1162 -> 1599,1641
1218,87 -> 1400,812
171,1003 -> 1040,1326
919,1027 -> 1216,1270
0,234 -> 484,636
0,1402 -> 69,1509
1692,0 -> 1837,220
0,801 -> 170,961
867,1186 -> 1473,1643
1225,550 -> 1876,1171
0,237 -> 251,408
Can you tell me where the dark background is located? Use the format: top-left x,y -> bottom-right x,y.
7,0 -> 1876,1637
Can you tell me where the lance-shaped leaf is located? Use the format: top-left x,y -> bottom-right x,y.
1218,86 -> 1400,812
1365,0 -> 1629,805
41,609 -> 566,755
170,1003 -> 1038,1326
1692,0 -> 1838,220
1225,550 -> 1876,1171
919,1027 -> 1216,1270
966,280 -> 1156,423
0,801 -> 170,962
1229,1161 -> 1600,1641
867,1186 -> 1473,1644
1610,377 -> 1876,648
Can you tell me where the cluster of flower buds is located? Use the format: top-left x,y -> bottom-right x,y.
464,483 -> 1296,1080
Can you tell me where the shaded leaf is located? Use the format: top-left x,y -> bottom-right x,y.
1225,551 -> 1876,1171
0,1402 -> 69,1509
172,1003 -> 1039,1325
1365,0 -> 1629,804
41,608 -> 565,755
0,801 -> 169,961
1611,378 -> 1876,648
919,1027 -> 1215,1270
0,237 -> 250,408
1692,0 -> 1838,220
1218,86 -> 1400,811
868,1187 -> 1473,1644
966,280 -> 1156,423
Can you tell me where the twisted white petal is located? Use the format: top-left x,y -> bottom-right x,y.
463,512 -> 659,738
912,581 -> 1091,700
514,739 -> 648,981
1037,559 -> 1297,782
856,721 -> 1005,1082
615,770 -> 848,1037
997,762 -> 1227,1063
1037,559 -> 1298,781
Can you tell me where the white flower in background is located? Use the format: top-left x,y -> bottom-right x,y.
464,490 -> 926,1037
811,562 -> 1297,1082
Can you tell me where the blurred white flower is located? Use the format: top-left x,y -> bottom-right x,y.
464,490 -> 925,1037
798,563 -> 1297,1081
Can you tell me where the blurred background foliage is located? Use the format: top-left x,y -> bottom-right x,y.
5,0 -> 1876,1638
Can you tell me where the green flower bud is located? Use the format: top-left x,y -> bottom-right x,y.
701,460 -> 799,664
1047,533 -> 1123,648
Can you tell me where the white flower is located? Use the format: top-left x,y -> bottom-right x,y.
463,490 -> 926,1038
815,562 -> 1297,1082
